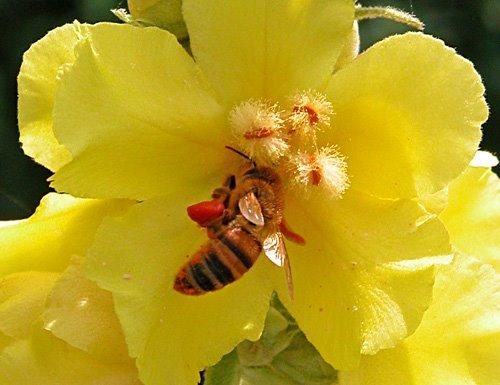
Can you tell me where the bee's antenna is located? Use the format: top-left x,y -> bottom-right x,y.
225,146 -> 256,166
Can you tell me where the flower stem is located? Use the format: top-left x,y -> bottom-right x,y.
355,6 -> 424,31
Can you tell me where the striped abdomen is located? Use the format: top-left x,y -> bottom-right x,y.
174,226 -> 262,295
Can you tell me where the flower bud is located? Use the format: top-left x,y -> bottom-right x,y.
128,0 -> 187,39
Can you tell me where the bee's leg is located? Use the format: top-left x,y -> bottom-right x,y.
279,219 -> 306,245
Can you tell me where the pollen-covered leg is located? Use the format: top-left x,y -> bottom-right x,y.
279,219 -> 306,245
186,199 -> 225,227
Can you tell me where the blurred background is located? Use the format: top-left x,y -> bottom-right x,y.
0,0 -> 498,219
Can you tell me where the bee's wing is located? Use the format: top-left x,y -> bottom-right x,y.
263,231 -> 286,266
239,191 -> 265,227
263,230 -> 294,300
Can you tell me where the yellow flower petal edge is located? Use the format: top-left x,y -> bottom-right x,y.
339,254 -> 500,385
440,165 -> 500,270
17,23 -> 80,171
0,193 -> 131,278
0,272 -> 59,340
51,23 -> 230,200
183,0 -> 355,105
325,32 -> 488,199
42,257 -> 130,363
85,196 -> 276,385
274,189 -> 450,369
0,328 -> 142,385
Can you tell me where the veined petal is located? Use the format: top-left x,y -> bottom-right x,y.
85,196 -> 276,385
275,190 -> 450,369
0,193 -> 130,278
183,0 -> 354,105
51,23 -> 228,200
17,23 -> 80,171
42,258 -> 129,363
0,329 -> 141,385
0,272 -> 59,340
325,32 -> 487,199
440,166 -> 500,270
339,255 -> 500,385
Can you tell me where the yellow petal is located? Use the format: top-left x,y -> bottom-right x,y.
0,193 -> 130,278
339,255 -> 500,385
419,188 -> 449,215
42,258 -> 129,363
464,333 -> 500,385
415,255 -> 500,342
325,32 -> 488,199
356,269 -> 407,355
183,0 -> 354,105
440,167 -> 500,270
17,23 -> 80,171
334,21 -> 360,71
0,272 -> 59,339
276,189 -> 450,369
339,344 -> 476,385
374,256 -> 452,336
0,328 -> 141,385
85,196 -> 276,385
51,23 -> 228,200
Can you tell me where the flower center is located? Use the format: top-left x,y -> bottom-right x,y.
228,91 -> 349,199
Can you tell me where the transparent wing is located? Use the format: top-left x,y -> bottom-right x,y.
263,231 -> 286,266
263,231 -> 294,300
239,191 -> 265,227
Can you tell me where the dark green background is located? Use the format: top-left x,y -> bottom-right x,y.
0,0 -> 498,219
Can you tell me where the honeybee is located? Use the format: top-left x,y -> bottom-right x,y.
173,147 -> 304,299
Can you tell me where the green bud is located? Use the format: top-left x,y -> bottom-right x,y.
127,0 -> 187,39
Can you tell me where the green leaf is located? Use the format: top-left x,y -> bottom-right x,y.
205,295 -> 338,385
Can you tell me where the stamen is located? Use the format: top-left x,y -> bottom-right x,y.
229,100 -> 289,164
288,146 -> 349,198
286,90 -> 334,140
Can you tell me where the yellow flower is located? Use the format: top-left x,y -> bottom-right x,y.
17,1 -> 488,384
338,253 -> 500,385
0,194 -> 140,384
